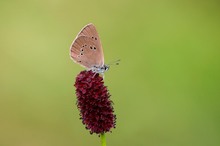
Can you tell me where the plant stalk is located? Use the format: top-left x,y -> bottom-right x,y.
100,133 -> 106,146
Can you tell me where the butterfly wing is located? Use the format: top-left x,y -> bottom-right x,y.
70,36 -> 104,69
77,23 -> 100,38
75,23 -> 104,62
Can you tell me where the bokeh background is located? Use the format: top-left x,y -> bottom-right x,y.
0,0 -> 220,146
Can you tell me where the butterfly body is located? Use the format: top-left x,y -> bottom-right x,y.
70,23 -> 108,74
91,65 -> 109,74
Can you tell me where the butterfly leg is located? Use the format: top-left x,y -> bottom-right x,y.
101,73 -> 105,79
92,72 -> 97,78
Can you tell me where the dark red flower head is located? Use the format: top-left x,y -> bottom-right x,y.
74,70 -> 116,134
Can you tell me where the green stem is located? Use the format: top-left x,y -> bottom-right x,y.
100,133 -> 106,146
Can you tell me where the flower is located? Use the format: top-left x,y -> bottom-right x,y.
74,70 -> 116,134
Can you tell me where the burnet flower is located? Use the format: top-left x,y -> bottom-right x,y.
74,70 -> 116,135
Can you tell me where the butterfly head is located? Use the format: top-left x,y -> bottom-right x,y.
103,64 -> 110,71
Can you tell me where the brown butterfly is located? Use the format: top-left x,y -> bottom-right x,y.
70,23 -> 109,74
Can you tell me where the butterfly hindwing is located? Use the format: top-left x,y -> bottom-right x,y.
70,23 -> 105,69
70,36 -> 104,69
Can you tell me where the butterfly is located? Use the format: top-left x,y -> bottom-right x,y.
70,23 -> 109,74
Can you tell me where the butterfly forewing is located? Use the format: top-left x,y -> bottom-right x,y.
78,23 -> 100,39
70,23 -> 105,69
78,24 -> 104,61
70,36 -> 104,69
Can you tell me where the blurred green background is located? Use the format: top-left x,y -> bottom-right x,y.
0,0 -> 220,146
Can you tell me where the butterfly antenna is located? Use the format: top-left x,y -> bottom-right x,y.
107,59 -> 121,66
